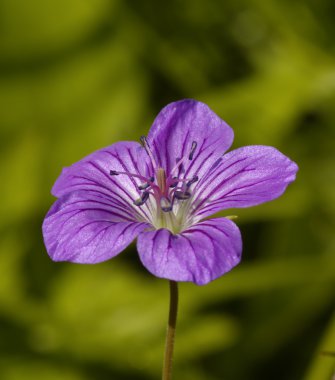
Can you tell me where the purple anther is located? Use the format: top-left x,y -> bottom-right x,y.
138,177 -> 154,190
174,190 -> 191,200
186,175 -> 198,187
160,197 -> 173,212
188,141 -> 197,160
134,191 -> 150,206
169,177 -> 179,188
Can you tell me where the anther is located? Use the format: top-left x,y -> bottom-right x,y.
160,197 -> 173,212
134,191 -> 149,206
188,141 -> 197,160
140,135 -> 153,157
140,135 -> 152,158
138,183 -> 150,190
140,135 -> 148,147
169,177 -> 178,188
140,135 -> 158,168
186,175 -> 198,187
138,177 -> 154,190
174,191 -> 191,200
110,170 -> 119,176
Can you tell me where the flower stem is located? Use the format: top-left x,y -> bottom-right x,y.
162,280 -> 179,380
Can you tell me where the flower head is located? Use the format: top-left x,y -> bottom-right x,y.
42,100 -> 298,285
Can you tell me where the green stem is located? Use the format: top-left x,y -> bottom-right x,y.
162,281 -> 179,380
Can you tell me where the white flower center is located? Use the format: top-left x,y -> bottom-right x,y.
110,136 -> 199,234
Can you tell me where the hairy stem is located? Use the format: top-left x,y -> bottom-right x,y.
162,281 -> 179,380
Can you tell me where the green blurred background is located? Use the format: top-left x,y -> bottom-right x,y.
0,0 -> 335,379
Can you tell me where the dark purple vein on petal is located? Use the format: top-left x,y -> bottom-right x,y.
62,200 -> 136,221
164,127 -> 173,175
180,235 -> 199,283
57,222 -> 113,262
218,177 -> 280,198
194,222 -> 230,238
152,139 -> 163,168
184,146 -> 214,181
180,130 -> 190,163
98,152 -> 153,221
186,229 -> 220,250
88,159 -> 136,200
65,220 -> 112,244
150,230 -> 161,273
52,209 -> 83,233
72,224 -> 113,262
195,175 -> 282,215
87,160 -> 151,222
185,231 -> 213,272
195,197 -> 263,217
94,222 -> 145,262
192,156 -> 250,199
72,175 -> 130,206
74,192 -> 137,220
127,147 -> 155,217
182,137 -> 207,178
192,167 -> 256,215
87,226 -> 111,261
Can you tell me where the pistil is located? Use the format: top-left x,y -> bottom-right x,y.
157,168 -> 167,195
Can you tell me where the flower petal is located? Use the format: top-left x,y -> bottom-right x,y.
43,191 -> 150,263
51,141 -> 153,222
137,218 -> 242,285
147,99 -> 234,178
191,145 -> 298,219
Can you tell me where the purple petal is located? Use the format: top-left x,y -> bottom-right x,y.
43,191 -> 150,263
191,146 -> 298,218
147,100 -> 234,179
137,218 -> 242,285
51,141 -> 153,222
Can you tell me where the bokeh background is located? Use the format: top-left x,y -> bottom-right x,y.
1,0 -> 335,379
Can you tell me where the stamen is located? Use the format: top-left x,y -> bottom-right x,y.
112,137 -> 200,229
170,140 -> 198,176
188,141 -> 197,160
160,197 -> 172,212
138,183 -> 150,190
169,177 -> 178,188
138,177 -> 154,190
175,191 -> 191,200
109,169 -> 149,182
134,191 -> 150,206
186,175 -> 198,187
140,135 -> 158,168
140,135 -> 149,149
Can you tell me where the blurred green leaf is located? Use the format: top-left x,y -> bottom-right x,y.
303,312 -> 335,380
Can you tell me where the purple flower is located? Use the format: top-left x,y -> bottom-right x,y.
42,100 -> 298,285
